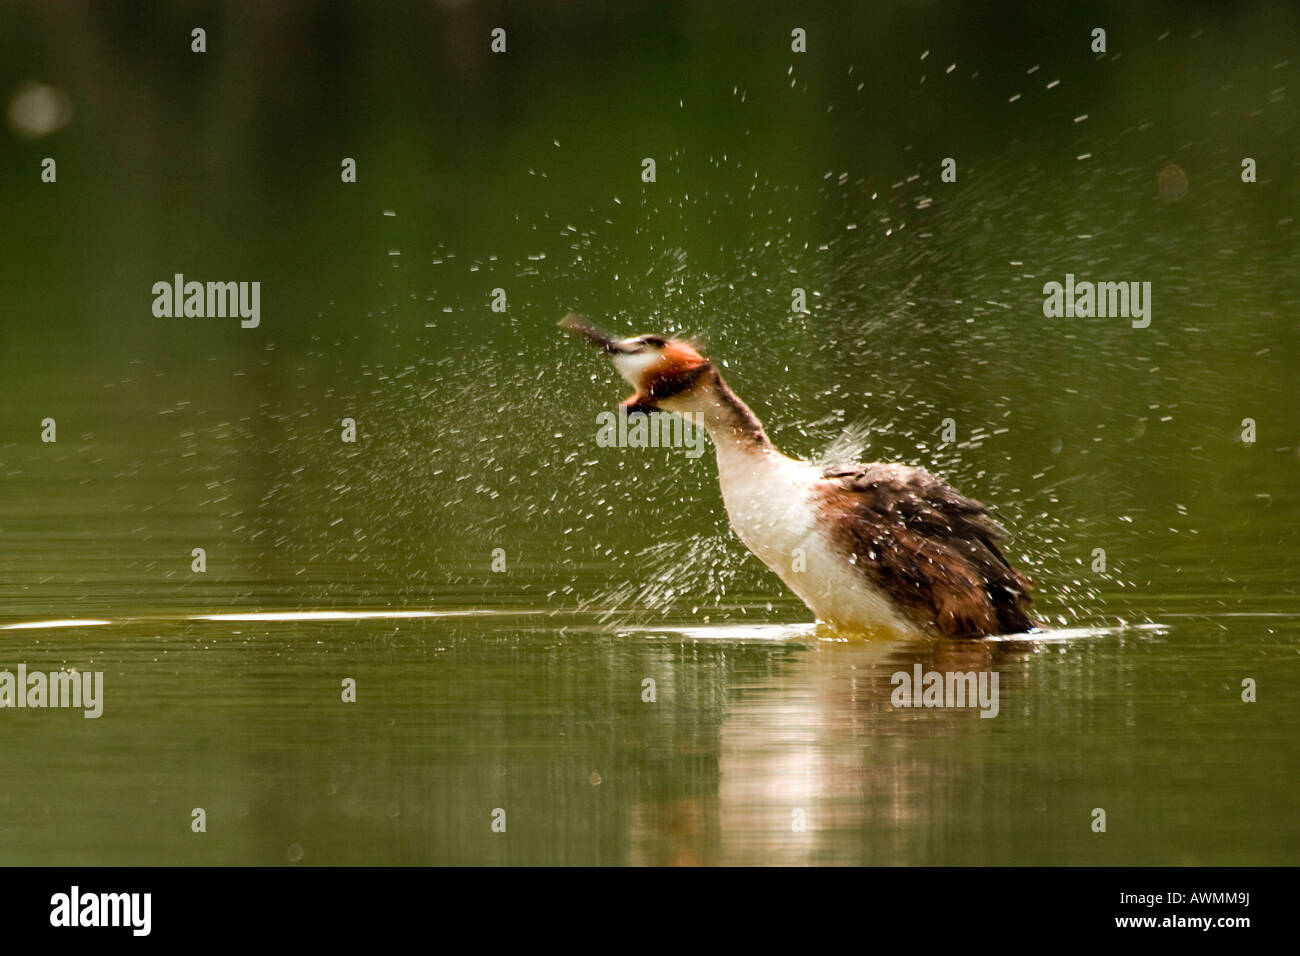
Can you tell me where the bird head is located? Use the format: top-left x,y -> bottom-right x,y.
559,313 -> 712,414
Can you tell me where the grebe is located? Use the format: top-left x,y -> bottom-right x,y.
560,313 -> 1038,639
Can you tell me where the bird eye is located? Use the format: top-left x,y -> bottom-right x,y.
621,335 -> 664,355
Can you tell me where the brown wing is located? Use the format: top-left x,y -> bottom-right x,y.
816,462 -> 1037,638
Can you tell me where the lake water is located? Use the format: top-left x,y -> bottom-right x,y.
1,2 -> 1296,865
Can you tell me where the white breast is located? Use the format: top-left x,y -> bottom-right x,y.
713,446 -> 920,636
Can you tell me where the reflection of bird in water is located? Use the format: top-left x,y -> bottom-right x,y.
622,633 -> 1036,865
561,314 -> 1039,638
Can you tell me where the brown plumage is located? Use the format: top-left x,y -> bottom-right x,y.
816,463 -> 1037,638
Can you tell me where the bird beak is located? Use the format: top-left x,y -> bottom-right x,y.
559,313 -> 661,414
558,312 -> 620,353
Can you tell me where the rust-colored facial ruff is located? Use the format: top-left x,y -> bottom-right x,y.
643,340 -> 710,397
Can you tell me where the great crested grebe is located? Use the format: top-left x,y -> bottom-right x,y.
560,313 -> 1038,639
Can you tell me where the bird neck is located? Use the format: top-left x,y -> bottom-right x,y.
677,370 -> 776,461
